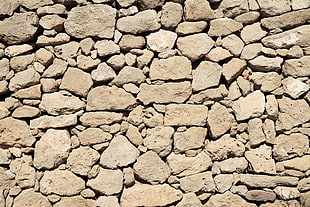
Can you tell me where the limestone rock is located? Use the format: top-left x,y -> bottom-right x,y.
13,189 -> 51,207
241,43 -> 263,60
77,55 -> 100,71
0,167 -> 16,191
146,30 -> 177,53
9,68 -> 40,92
161,2 -> 183,29
138,82 -> 192,105
221,34 -> 244,56
94,40 -> 120,57
0,117 -> 35,147
174,127 -> 207,153
5,44 -> 33,57
274,186 -> 300,200
137,0 -> 164,9
257,0 -> 291,16
80,112 -> 122,127
42,58 -> 68,78
91,63 -> 116,83
283,56 -> 310,77
164,104 -> 208,126
245,190 -> 276,202
150,56 -> 192,80
282,155 -> 310,172
65,5 -> 116,39
10,155 -> 36,188
282,77 -> 309,99
218,157 -> 248,173
87,86 -> 136,111
206,47 -> 233,62
20,0 -> 53,10
176,193 -> 203,207
222,58 -> 246,84
249,56 -> 283,72
248,118 -> 265,147
184,0 -> 215,21
39,14 -> 65,30
40,169 -> 85,196
87,168 -> 123,195
78,128 -> 112,145
179,171 -> 216,193
112,66 -> 145,86
192,61 -> 221,91
54,41 -> 80,59
232,90 -> 265,121
240,23 -> 267,44
205,191 -> 256,207
134,151 -> 170,183
0,0 -> 20,16
121,184 -> 182,207
30,114 -> 77,129
100,135 -> 139,168
34,129 -> 71,170
97,196 -> 120,207
298,177 -> 310,192
9,54 -> 34,72
0,58 -> 9,80
117,10 -> 160,34
176,21 -> 208,36
208,18 -> 243,37
119,35 -> 146,51
0,12 -> 39,45
218,0 -> 249,17
37,4 -> 67,15
250,72 -> 282,92
214,174 -> 233,193
37,33 -> 70,46
177,33 -> 215,61
239,174 -> 299,188
54,196 -> 96,207
167,152 -> 212,177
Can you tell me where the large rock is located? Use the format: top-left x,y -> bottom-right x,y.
117,10 -> 160,34
222,58 -> 246,83
161,2 -> 183,29
40,169 -> 85,196
42,58 -> 68,78
87,86 -> 136,111
238,174 -> 299,188
100,135 -> 139,168
205,191 -> 256,207
79,112 -> 123,127
137,82 -> 192,105
297,177 -> 310,192
164,104 -> 208,126
65,5 -> 116,39
54,196 -> 96,207
257,0 -> 291,16
0,0 -> 19,16
0,12 -> 39,45
283,56 -> 310,77
179,171 -> 216,193
174,127 -> 207,153
39,92 -> 85,115
0,117 -> 35,147
192,61 -> 221,91
13,189 -> 51,207
9,68 -> 40,92
121,184 -> 182,207
184,0 -> 215,21
232,90 -> 265,121
150,56 -> 192,80
30,114 -> 77,129
282,155 -> 310,172
34,129 -> 71,170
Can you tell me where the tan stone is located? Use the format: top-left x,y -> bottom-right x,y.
94,40 -> 120,57
77,55 -> 100,71
0,58 -> 9,80
250,72 -> 282,92
292,0 -> 310,10
184,0 -> 215,21
221,34 -> 244,56
249,56 -> 283,72
282,155 -> 310,172
37,4 -> 66,15
5,44 -> 33,57
13,189 -> 51,207
176,193 -> 203,207
241,43 -> 263,60
0,0 -> 20,16
239,174 -> 299,188
298,177 -> 310,192
42,58 -> 68,78
219,0 -> 249,17
39,14 -> 65,30
36,33 -> 70,46
54,196 -> 96,207
112,66 -> 145,86
222,58 -> 246,83
119,35 -> 145,51
97,196 -> 120,207
282,77 -> 309,99
10,155 -> 36,188
179,171 -> 216,193
174,127 -> 207,153
78,128 -> 112,145
208,18 -> 243,37
161,2 -> 183,29
91,63 -> 116,83
176,21 -> 208,35
283,56 -> 310,77
12,106 -> 41,118
9,68 -> 40,92
235,11 -> 260,25
245,190 -> 276,202
218,157 -> 248,173
79,112 -> 122,128
240,23 -> 267,44
263,119 -> 276,144
10,54 -> 35,72
248,118 -> 265,146
54,41 -> 80,59
193,61 -> 221,91
257,0 -> 291,16
146,29 -> 177,53
274,187 -> 300,200
205,191 -> 256,207
214,174 -> 233,193
206,47 -> 232,62
30,114 -> 77,129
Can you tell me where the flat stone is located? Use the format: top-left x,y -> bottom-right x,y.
240,23 -> 267,44
249,56 -> 283,72
42,58 -> 68,78
87,86 -> 136,111
214,174 -> 233,193
119,35 -> 146,51
79,112 -> 123,127
150,56 -> 192,80
0,58 -> 9,80
274,186 -> 300,200
91,63 -> 116,83
192,61 -> 221,91
78,128 -> 112,145
37,4 -> 67,15
221,34 -> 244,56
222,58 -> 246,83
161,2 -> 183,29
164,104 -> 208,126
206,47 -> 233,62
283,56 -> 310,77
54,196 -> 96,207
292,0 -> 310,10
112,66 -> 145,86
282,155 -> 310,172
34,129 -> 71,170
12,105 -> 40,118
298,177 -> 310,192
257,0 -> 291,16
5,44 -> 33,57
137,0 -> 164,9
250,72 -> 282,92
248,118 -> 265,147
205,191 -> 256,207
13,189 -> 51,207
30,114 -> 77,129
146,30 -> 177,53
179,171 -> 216,193
121,184 -> 182,207
54,41 -> 80,59
0,0 -> 20,16
208,18 -> 243,37
245,190 -> 276,202
174,127 -> 207,153
241,43 -> 263,60
65,5 -> 116,39
184,0 -> 215,21
77,55 -> 100,71
10,54 -> 35,72
36,33 -> 70,46
9,68 -> 40,92
138,82 -> 192,105
94,40 -> 120,57
218,0 -> 249,17
282,77 -> 309,99
239,174 -> 299,188
176,21 -> 208,35
218,157 -> 248,173
97,196 -> 120,207
20,0 -> 53,9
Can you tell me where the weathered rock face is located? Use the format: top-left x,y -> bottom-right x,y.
13,189 -> 52,207
205,191 -> 256,207
192,61 -> 221,91
174,127 -> 206,153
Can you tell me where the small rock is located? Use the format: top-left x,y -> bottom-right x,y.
12,105 -> 41,118
257,0 -> 291,16
274,186 -> 300,200
77,55 -> 100,71
205,191 -> 256,207
241,43 -> 263,60
161,2 -> 183,29
249,56 -> 283,71
9,68 -> 40,92
214,174 -> 233,193
193,61 -> 221,91
78,128 -> 112,145
176,21 -> 208,35
94,40 -> 120,57
54,41 -> 80,60
147,30 -> 177,53
10,54 -> 35,72
97,196 -> 120,207
222,58 -> 246,83
248,118 -> 266,147
37,4 -> 67,15
245,190 -> 276,202
241,23 -> 267,44
208,18 -> 243,37
218,157 -> 248,173
10,155 -> 36,188
42,58 -> 68,78
30,114 -> 77,129
206,47 -> 233,62
112,66 -> 145,86
239,174 -> 299,188
174,127 -> 207,153
282,155 -> 310,172
36,33 -> 70,46
179,171 -> 216,193
91,63 -> 116,83
176,193 -> 203,207
119,35 -> 146,51
79,112 -> 122,127
5,44 -> 33,57
221,34 -> 244,56
39,15 -> 65,30
13,189 -> 51,207
0,58 -> 9,80
282,77 -> 309,99
250,72 -> 282,92
184,0 -> 215,21
283,56 -> 310,77
218,0 -> 249,17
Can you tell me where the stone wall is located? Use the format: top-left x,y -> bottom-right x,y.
0,0 -> 310,206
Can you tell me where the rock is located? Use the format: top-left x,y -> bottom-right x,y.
150,56 -> 192,80
274,186 -> 300,200
177,33 -> 215,61
94,40 -> 120,57
126,124 -> 143,146
263,119 -> 276,144
54,196 -> 96,207
164,104 -> 208,126
97,196 -> 120,207
77,55 -> 100,71
30,114 -> 77,129
221,34 -> 244,56
283,56 -> 310,77
34,129 -> 71,170
142,107 -> 164,127
121,184 -> 182,207
13,189 -> 51,207
239,174 -> 299,188
257,0 -> 291,16
67,147 -> 100,176
91,63 -> 116,83
208,18 -> 243,37
119,35 -> 146,51
176,193 -> 203,207
107,54 -> 126,70
214,174 -> 233,193
10,155 -> 36,188
0,117 -> 35,147
207,103 -> 235,138
206,47 -> 233,62
249,56 -> 283,72
245,145 -> 276,174
87,168 -> 123,195
167,152 -> 212,177
9,68 -> 40,92
298,177 -> 310,192
245,190 -> 276,202
0,58 -> 9,80
100,135 -> 139,168
179,171 -> 216,193
241,43 -> 263,60
248,118 -> 266,147
192,61 -> 221,91
65,5 -> 116,39
300,191 -> 310,207
20,0 -> 53,9
39,15 -> 65,30
250,72 -> 282,92
282,77 -> 309,99
42,58 -> 68,78
174,127 -> 207,153
138,82 -> 192,105
79,112 -> 123,127
205,191 -> 256,207
184,0 -> 215,21
37,4 -> 67,15
54,41 -> 80,60
39,92 -> 85,115
133,151 -> 170,184
0,12 -> 39,45
241,23 -> 267,44
143,126 -> 174,157
218,157 -> 248,173
292,0 -> 310,10
10,54 -> 34,72
276,97 -> 310,131
37,33 -> 70,46
117,10 -> 160,34
205,134 -> 245,161
161,2 -> 183,29
87,86 -> 135,111
0,0 -> 20,16
78,128 -> 112,146
232,90 -> 265,121
218,0 -> 249,17
0,167 -> 16,191
176,21 -> 208,35
282,155 -> 310,172
137,0 -> 164,9
5,44 -> 33,57
0,149 -> 10,165
146,30 -> 177,53
222,58 -> 246,83
112,66 -> 145,86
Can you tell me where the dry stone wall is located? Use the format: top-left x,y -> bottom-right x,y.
0,0 -> 310,206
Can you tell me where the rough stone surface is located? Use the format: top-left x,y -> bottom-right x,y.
205,191 -> 256,207
174,127 -> 207,153
192,61 -> 221,91
208,18 -> 243,37
13,189 -> 52,207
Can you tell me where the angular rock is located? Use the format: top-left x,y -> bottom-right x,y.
282,155 -> 310,172
30,114 -> 77,129
179,171 -> 216,193
174,127 -> 206,153
283,56 -> 310,77
37,4 -> 67,15
13,84 -> 41,99
218,0 -> 249,17
214,174 -> 233,193
208,18 -> 243,37
146,30 -> 177,53
248,118 -> 265,147
298,177 -> 310,192
138,82 -> 192,105
241,43 -> 263,60
161,2 -> 183,29
282,77 -> 309,99
0,167 -> 16,191
184,0 -> 215,21
176,193 -> 203,207
34,129 -> 71,170
100,135 -> 139,168
94,40 -> 120,57
112,66 -> 145,86
250,72 -> 282,92
222,58 -> 246,83
232,90 -> 265,121
245,190 -> 276,202
78,128 -> 112,146
121,184 -> 182,207
10,54 -> 34,72
240,23 -> 267,44
205,191 -> 256,207
5,44 -> 33,57
137,0 -> 164,9
218,157 -> 248,173
36,33 -> 70,46
176,21 -> 208,36
10,155 -> 36,188
77,55 -> 100,71
87,168 -> 123,195
13,189 -> 51,207
222,34 -> 244,56
192,61 -> 221,91
39,14 -> 65,30
119,35 -> 146,51
0,0 -> 20,16
54,196 -> 96,207
20,0 -> 53,9
91,63 -> 116,83
263,119 -> 277,144
257,0 -> 291,16
0,12 -> 39,45
239,174 -> 299,188
54,41 -> 80,59
87,86 -> 136,111
206,47 -> 233,62
65,5 -> 116,39
9,68 -> 40,92
97,196 -> 120,207
42,58 -> 68,78
79,112 -> 123,127
0,58 -> 9,80
249,56 -> 283,72
274,186 -> 300,200
164,104 -> 208,126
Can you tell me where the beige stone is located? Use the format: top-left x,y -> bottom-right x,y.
283,56 -> 310,77
54,41 -> 80,59
176,21 -> 208,36
241,43 -> 263,60
298,177 -> 310,192
180,171 -> 216,193
274,186 -> 300,200
205,191 -> 256,207
36,33 -> 70,46
30,114 -> 77,129
54,196 -> 96,207
91,63 -> 116,83
12,105 -> 41,118
282,155 -> 310,172
0,0 -> 20,16
80,112 -> 122,127
282,77 -> 309,99
239,174 -> 299,188
218,157 -> 248,173
13,189 -> 51,207
214,174 -> 233,193
206,47 -> 232,62
235,12 -> 260,25
94,40 -> 120,57
10,155 -> 36,188
146,30 -> 177,53
184,0 -> 215,21
263,119 -> 277,144
5,44 -> 33,57
245,190 -> 276,202
0,58 -> 9,80
10,54 -> 34,72
78,128 -> 112,145
250,72 -> 282,92
257,0 -> 291,16
219,0 -> 249,17
174,127 -> 207,153
42,58 -> 68,78
39,14 -> 65,30
142,107 -> 164,127
292,0 -> 310,10
176,193 -> 203,207
161,2 -> 183,29
221,34 -> 244,56
9,68 -> 40,92
241,23 -> 267,44
37,4 -> 67,15
97,196 -> 120,207
192,61 -> 221,91
222,58 -> 246,83
119,35 -> 145,51
77,55 -> 100,71
249,56 -> 283,72
107,54 -> 126,70
248,118 -> 265,146
112,66 -> 145,86
208,18 -> 243,37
